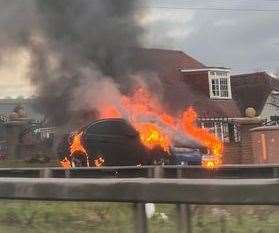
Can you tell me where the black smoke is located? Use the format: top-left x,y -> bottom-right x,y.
0,0 -> 146,127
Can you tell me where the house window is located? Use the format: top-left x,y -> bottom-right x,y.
200,120 -> 240,143
220,78 -> 229,97
211,79 -> 220,96
209,70 -> 232,99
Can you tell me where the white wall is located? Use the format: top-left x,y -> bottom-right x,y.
260,93 -> 279,121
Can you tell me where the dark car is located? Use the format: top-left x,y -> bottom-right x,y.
57,118 -> 153,167
57,118 -> 203,167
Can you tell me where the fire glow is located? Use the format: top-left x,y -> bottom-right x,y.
66,132 -> 90,167
70,132 -> 87,156
136,123 -> 171,152
61,87 -> 223,169
60,157 -> 71,169
182,108 -> 223,168
94,156 -> 105,167
99,87 -> 223,169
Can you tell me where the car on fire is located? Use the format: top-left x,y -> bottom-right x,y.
57,118 -> 205,167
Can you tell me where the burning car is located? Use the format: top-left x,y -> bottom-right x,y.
58,118 -> 169,167
57,118 -> 205,167
57,88 -> 224,169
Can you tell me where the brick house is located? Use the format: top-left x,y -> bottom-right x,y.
230,72 -> 279,164
131,48 -> 279,164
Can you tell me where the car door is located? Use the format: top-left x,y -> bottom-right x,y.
84,120 -> 145,166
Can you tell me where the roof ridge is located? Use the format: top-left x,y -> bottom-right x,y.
231,71 -> 267,77
138,47 -> 206,67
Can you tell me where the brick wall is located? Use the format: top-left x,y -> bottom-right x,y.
223,122 -> 262,164
240,123 -> 260,163
251,127 -> 279,164
223,142 -> 241,164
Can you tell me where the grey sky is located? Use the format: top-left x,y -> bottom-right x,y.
145,0 -> 279,74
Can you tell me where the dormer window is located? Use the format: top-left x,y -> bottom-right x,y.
209,70 -> 232,99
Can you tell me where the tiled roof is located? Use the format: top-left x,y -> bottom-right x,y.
231,72 -> 279,116
130,48 -> 241,118
130,48 -> 206,76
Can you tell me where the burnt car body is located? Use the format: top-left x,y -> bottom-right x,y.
57,118 -> 203,167
58,118 -> 151,167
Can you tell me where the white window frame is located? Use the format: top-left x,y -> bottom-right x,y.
208,70 -> 232,99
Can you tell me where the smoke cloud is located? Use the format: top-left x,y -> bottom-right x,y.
0,0 -> 206,149
0,0 -> 147,127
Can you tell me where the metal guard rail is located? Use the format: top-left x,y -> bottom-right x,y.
0,176 -> 279,233
0,177 -> 279,205
0,165 -> 279,179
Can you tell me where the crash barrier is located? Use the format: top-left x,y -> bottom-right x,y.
0,164 -> 279,179
0,178 -> 279,233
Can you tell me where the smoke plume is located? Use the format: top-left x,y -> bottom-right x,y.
0,0 -> 147,127
0,1 -> 213,151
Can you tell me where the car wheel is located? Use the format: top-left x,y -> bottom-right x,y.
71,154 -> 88,167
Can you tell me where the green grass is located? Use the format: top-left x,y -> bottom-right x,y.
191,205 -> 279,233
0,201 -> 134,233
0,201 -> 278,233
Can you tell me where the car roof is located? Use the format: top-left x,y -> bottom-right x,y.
84,118 -> 132,131
93,118 -> 127,123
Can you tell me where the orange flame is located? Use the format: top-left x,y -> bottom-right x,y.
60,132 -> 107,168
98,87 -> 223,169
60,157 -> 71,169
70,132 -> 87,155
60,132 -> 88,168
181,107 -> 223,168
59,86 -> 223,169
94,156 -> 105,167
99,106 -> 121,119
202,159 -> 218,169
135,123 -> 171,152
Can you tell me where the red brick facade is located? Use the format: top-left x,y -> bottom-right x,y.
223,119 -> 263,164
250,126 -> 279,164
